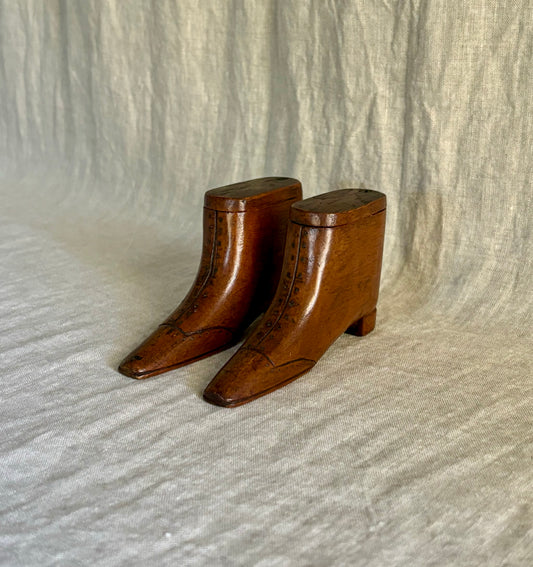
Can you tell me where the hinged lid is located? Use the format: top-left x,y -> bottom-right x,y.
290,189 -> 386,227
205,177 -> 302,212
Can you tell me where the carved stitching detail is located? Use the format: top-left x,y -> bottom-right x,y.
189,211 -> 219,304
240,346 -> 276,366
254,225 -> 303,346
160,322 -> 234,337
170,210 -> 221,327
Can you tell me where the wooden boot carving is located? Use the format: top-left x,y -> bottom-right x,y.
203,189 -> 386,406
119,177 -> 302,379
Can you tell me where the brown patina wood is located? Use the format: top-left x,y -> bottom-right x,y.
203,188 -> 386,407
118,177 -> 302,379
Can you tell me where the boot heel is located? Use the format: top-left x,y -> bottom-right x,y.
345,308 -> 377,337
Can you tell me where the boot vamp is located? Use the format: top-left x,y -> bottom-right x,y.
119,324 -> 235,378
203,347 -> 315,406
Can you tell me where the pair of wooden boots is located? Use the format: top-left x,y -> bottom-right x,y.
119,177 -> 386,407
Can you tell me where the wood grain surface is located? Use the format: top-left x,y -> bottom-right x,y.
203,188 -> 386,407
118,177 -> 302,379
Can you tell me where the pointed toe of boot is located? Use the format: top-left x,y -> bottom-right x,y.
118,357 -> 146,379
202,389 -> 234,408
203,348 -> 315,406
119,325 -> 235,379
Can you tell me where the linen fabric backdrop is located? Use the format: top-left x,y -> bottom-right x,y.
1,1 -> 531,565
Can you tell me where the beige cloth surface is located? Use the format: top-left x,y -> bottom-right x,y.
0,1 -> 531,565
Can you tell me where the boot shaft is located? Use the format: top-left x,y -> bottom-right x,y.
289,188 -> 386,324
167,177 -> 302,331
246,189 -> 386,363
